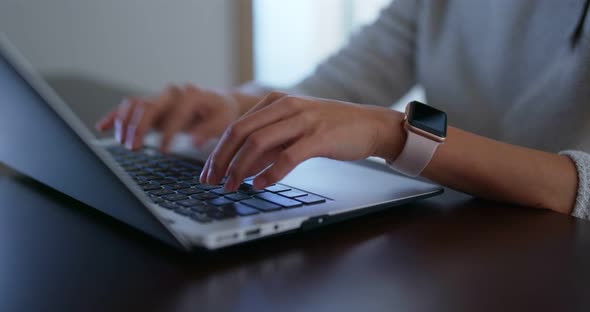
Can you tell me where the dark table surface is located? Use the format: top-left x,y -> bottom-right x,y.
1,169 -> 590,312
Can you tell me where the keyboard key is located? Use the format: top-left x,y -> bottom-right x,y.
169,166 -> 187,172
196,184 -> 221,191
159,202 -> 180,210
156,161 -> 174,167
176,161 -> 203,171
177,199 -> 203,207
176,175 -> 193,181
188,204 -> 211,214
160,170 -> 178,176
149,195 -> 165,204
242,198 -> 281,212
156,179 -> 176,185
142,184 -> 162,191
206,208 -> 235,220
135,179 -> 150,186
123,165 -> 141,172
178,188 -> 204,195
210,188 -> 236,196
221,202 -> 259,216
107,145 -> 124,153
165,173 -> 185,180
278,190 -> 307,198
225,193 -> 251,201
132,171 -> 152,177
266,184 -> 291,193
296,194 -> 326,205
190,213 -> 212,223
254,192 -> 303,208
147,167 -> 167,173
206,209 -> 225,220
192,193 -> 220,201
143,175 -> 165,181
148,189 -> 175,196
134,161 -> 152,167
164,183 -> 191,190
159,202 -> 179,210
182,179 -> 202,185
175,207 -> 193,216
238,184 -> 264,195
161,194 -> 189,202
207,197 -> 235,206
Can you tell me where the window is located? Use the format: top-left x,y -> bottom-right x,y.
253,0 -> 391,88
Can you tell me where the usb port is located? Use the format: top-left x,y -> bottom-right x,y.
245,228 -> 261,237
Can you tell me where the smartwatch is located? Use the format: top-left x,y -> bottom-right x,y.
387,101 -> 447,177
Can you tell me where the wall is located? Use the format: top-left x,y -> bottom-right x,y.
0,0 -> 239,93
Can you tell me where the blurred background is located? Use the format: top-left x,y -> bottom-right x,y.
0,0 -> 421,153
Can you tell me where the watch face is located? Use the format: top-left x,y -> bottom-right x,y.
407,101 -> 447,138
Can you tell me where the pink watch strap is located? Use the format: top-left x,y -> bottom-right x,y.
387,130 -> 441,177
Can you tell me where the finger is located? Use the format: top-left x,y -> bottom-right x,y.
124,102 -> 152,150
199,147 -> 279,189
200,91 -> 290,184
243,147 -> 280,178
199,155 -> 211,184
96,109 -> 118,132
125,100 -> 167,150
241,91 -> 287,117
205,95 -> 303,185
224,114 -> 308,191
148,85 -> 182,130
160,87 -> 199,153
114,98 -> 138,144
253,137 -> 319,189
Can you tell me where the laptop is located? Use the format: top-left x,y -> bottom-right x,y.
0,35 -> 443,250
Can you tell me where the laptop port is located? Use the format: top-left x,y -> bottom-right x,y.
245,228 -> 261,237
216,232 -> 238,243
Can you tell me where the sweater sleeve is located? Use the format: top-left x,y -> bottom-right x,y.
291,0 -> 421,107
559,150 -> 590,220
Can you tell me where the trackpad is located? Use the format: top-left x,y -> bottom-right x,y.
280,158 -> 441,206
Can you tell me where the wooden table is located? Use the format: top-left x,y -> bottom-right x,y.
1,171 -> 589,312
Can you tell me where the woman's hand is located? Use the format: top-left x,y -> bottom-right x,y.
200,92 -> 406,191
96,84 -> 242,152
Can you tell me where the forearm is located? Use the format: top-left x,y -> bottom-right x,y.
421,127 -> 578,214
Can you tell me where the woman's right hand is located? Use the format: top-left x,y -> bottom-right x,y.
96,84 -> 242,153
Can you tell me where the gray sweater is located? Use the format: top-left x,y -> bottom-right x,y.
293,0 -> 590,219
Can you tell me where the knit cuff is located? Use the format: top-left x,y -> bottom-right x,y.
559,150 -> 590,220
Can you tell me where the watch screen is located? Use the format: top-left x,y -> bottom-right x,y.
408,101 -> 447,137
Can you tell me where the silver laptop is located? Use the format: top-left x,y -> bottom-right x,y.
0,35 -> 443,251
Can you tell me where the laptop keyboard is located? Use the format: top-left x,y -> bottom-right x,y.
106,146 -> 327,223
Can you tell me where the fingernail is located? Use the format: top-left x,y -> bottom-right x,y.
199,170 -> 207,183
224,176 -> 236,191
125,127 -> 135,149
206,168 -> 217,185
114,120 -> 123,144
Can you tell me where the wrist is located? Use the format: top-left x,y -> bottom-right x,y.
372,107 -> 407,162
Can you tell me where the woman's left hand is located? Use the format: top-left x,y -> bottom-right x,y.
200,92 -> 406,191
